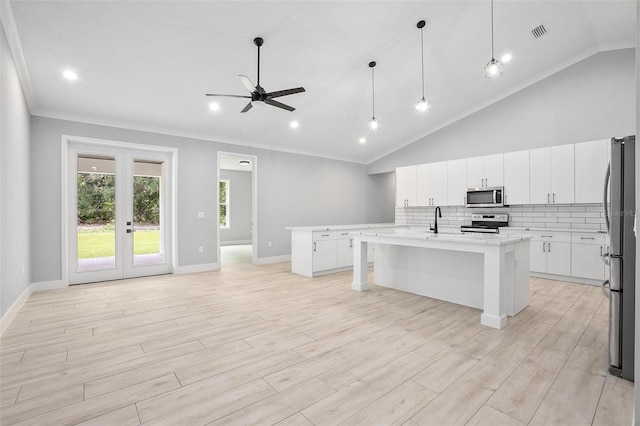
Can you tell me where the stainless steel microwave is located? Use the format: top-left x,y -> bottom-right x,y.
466,186 -> 504,208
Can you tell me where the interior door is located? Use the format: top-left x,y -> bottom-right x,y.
69,145 -> 172,284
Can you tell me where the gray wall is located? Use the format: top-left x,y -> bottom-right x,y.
220,169 -> 252,245
30,116 -> 394,283
1,21 -> 31,316
635,0 -> 639,417
368,49 -> 636,174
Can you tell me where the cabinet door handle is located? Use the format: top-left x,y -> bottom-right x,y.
547,193 -> 550,203
581,237 -> 595,240
313,242 -> 317,252
553,193 -> 556,203
600,246 -> 603,256
350,239 -> 353,248
541,235 -> 553,238
548,242 -> 551,253
543,242 -> 546,252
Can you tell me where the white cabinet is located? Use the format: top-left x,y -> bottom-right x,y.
529,232 -> 571,276
312,231 -> 337,272
530,145 -> 574,204
417,161 -> 448,206
396,166 -> 417,207
503,150 -> 530,205
571,232 -> 609,280
575,140 -> 609,204
467,154 -> 503,188
447,158 -> 467,206
336,232 -> 354,269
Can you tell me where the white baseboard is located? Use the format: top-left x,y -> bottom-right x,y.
31,280 -> 66,292
221,240 -> 252,246
1,285 -> 32,336
530,272 -> 601,286
174,262 -> 220,274
254,255 -> 291,265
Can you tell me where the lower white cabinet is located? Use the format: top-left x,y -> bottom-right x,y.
529,232 -> 571,276
571,233 -> 609,280
291,227 -> 377,277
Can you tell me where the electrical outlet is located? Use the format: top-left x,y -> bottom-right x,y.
197,212 -> 205,219
268,241 -> 272,248
199,246 -> 204,253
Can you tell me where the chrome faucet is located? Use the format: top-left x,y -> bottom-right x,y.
431,206 -> 442,233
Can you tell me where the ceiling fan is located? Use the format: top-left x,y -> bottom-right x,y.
205,37 -> 305,113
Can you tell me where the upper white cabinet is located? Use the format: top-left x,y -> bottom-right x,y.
447,158 -> 467,206
467,154 -> 503,188
574,139 -> 609,204
417,161 -> 448,206
530,145 -> 574,204
503,150 -> 530,205
396,165 -> 417,207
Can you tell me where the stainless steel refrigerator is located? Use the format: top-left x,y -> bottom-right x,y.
603,135 -> 635,381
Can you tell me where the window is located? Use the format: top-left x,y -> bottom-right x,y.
219,179 -> 229,228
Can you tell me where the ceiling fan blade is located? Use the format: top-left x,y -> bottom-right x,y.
264,99 -> 295,112
240,102 -> 253,113
266,87 -> 306,99
238,75 -> 257,94
205,94 -> 251,98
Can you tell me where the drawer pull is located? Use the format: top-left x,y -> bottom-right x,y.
321,234 -> 330,237
580,237 -> 595,240
541,235 -> 553,238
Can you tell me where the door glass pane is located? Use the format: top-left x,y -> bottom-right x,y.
77,155 -> 116,271
133,160 -> 164,266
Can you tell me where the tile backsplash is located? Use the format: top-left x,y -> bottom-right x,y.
395,204 -> 606,231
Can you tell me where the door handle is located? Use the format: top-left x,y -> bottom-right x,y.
602,280 -> 610,299
313,242 -> 317,252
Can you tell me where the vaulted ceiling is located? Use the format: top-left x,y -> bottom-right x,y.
5,1 -> 636,164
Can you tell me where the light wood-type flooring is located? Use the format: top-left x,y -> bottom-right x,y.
0,262 -> 634,425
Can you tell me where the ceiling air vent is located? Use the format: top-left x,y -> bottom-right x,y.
531,25 -> 547,39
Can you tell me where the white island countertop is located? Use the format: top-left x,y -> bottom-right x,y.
351,226 -> 531,246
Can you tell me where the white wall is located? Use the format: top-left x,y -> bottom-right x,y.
368,49 -> 636,174
29,116 -> 395,283
220,169 -> 252,245
1,21 -> 31,317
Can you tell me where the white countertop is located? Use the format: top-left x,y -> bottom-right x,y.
285,223 -> 397,232
351,226 -> 531,246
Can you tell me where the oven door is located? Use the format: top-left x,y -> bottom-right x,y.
466,187 -> 504,207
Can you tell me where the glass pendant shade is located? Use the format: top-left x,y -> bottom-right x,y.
484,58 -> 503,79
415,97 -> 431,112
368,117 -> 379,131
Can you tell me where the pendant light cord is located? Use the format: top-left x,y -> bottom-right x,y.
371,66 -> 375,118
420,26 -> 425,99
490,0 -> 495,59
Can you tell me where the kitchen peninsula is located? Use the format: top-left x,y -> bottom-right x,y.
351,228 -> 531,329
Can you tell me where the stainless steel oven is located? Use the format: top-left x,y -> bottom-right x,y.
466,186 -> 504,208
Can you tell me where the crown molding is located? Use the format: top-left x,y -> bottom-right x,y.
0,1 -> 37,113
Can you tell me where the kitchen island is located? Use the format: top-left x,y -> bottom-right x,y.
351,227 -> 531,329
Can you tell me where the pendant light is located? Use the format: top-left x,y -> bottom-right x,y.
368,61 -> 379,130
415,20 -> 431,113
484,0 -> 503,79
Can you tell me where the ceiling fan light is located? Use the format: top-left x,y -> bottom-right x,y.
368,117 -> 380,131
359,137 -> 367,144
484,58 -> 503,79
415,98 -> 431,113
251,100 -> 266,108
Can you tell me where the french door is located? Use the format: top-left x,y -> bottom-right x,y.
68,144 -> 172,284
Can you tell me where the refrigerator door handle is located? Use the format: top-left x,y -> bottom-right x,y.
603,162 -> 610,233
602,279 -> 610,299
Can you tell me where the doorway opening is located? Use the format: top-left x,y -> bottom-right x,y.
218,152 -> 257,266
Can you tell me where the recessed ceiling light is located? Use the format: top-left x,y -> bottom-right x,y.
501,53 -> 513,63
239,160 -> 251,166
290,121 -> 299,129
359,137 -> 366,144
209,102 -> 220,112
63,69 -> 78,81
